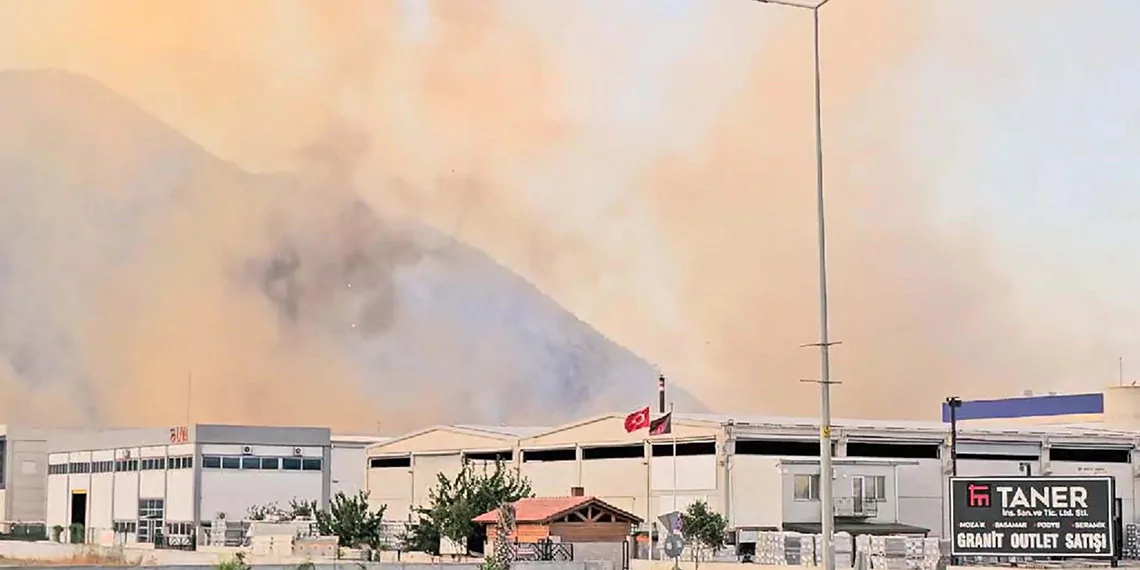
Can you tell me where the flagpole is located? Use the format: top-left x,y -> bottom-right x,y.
671,402 -> 677,517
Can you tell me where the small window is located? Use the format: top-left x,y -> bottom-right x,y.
260,458 -> 280,470
202,456 -> 221,469
241,457 -> 261,470
866,475 -> 887,501
465,451 -> 513,462
301,458 -> 322,471
369,456 -> 411,469
282,458 -> 303,471
221,457 -> 241,470
582,445 -> 643,460
794,474 -> 820,501
522,448 -> 575,462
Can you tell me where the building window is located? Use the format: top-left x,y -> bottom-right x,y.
138,499 -> 165,544
49,464 -> 68,475
866,475 -> 887,501
68,462 -> 90,474
140,458 -> 167,471
91,460 -> 114,473
370,456 -> 412,468
793,474 -> 820,501
166,521 -> 193,536
200,454 -> 320,471
113,521 -> 137,534
115,459 -> 139,472
168,456 -> 193,469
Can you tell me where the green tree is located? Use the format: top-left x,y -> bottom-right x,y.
314,490 -> 388,549
680,500 -> 728,567
405,459 -> 533,556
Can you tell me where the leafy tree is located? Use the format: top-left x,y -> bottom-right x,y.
680,500 -> 728,568
290,498 -> 318,519
246,498 -> 318,522
405,459 -> 533,556
314,490 -> 388,549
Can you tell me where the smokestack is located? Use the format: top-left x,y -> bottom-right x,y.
658,374 -> 666,414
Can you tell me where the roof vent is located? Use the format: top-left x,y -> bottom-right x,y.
570,486 -> 585,497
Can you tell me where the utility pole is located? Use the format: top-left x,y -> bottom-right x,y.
946,397 -> 962,476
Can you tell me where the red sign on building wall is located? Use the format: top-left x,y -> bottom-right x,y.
169,425 -> 189,444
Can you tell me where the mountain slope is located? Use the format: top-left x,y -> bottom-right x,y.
0,69 -> 704,430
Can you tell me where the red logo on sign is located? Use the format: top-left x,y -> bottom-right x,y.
169,425 -> 189,444
967,484 -> 990,507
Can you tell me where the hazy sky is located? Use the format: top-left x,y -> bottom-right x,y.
2,0 -> 1139,417
914,0 -> 1140,383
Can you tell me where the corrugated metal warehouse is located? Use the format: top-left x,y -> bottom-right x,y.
365,409 -> 1140,539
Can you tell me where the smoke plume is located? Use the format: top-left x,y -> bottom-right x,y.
0,0 -> 1085,427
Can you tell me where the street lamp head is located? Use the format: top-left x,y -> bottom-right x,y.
946,396 -> 963,408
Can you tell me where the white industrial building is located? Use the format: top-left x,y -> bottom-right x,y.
46,424 -> 332,546
365,408 -> 1140,539
1,425 -> 79,524
330,434 -> 390,496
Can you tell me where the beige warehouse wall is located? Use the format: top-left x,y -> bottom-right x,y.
368,466 -> 413,521
521,459 -> 578,497
581,456 -> 646,516
411,454 -> 462,513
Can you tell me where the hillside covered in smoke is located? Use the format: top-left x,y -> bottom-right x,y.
0,69 -> 703,430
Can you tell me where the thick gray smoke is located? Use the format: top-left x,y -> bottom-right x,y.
0,69 -> 691,431
0,0 -> 1105,425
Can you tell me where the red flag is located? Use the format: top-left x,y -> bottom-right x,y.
624,407 -> 651,432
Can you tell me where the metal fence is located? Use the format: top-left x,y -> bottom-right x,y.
0,522 -> 47,541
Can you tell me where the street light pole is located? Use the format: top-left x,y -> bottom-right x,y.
753,2 -> 836,570
946,397 -> 963,476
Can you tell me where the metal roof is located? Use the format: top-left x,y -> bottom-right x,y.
676,412 -> 1140,444
452,424 -> 551,438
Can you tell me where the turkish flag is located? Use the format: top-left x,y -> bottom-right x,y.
624,407 -> 651,432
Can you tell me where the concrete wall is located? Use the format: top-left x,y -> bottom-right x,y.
729,455 -> 782,528
581,452 -> 646,516
411,454 -> 462,517
330,444 -> 367,496
650,452 -> 718,519
200,469 -> 323,520
895,460 -> 942,538
367,461 -> 413,521
521,453 -> 578,497
4,427 -> 68,523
